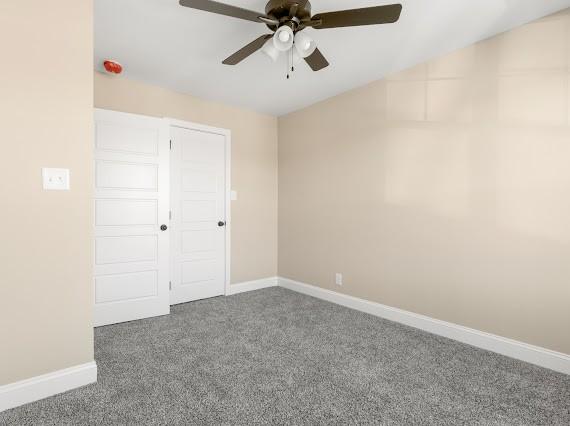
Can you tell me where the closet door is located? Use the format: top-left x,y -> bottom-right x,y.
93,109 -> 170,326
170,125 -> 228,305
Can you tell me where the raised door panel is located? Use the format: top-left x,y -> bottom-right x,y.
96,161 -> 158,191
95,199 -> 158,226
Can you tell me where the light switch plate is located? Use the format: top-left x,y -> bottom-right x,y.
42,168 -> 70,191
230,190 -> 238,201
335,273 -> 343,286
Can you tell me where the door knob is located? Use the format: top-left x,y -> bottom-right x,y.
160,224 -> 168,231
218,221 -> 226,227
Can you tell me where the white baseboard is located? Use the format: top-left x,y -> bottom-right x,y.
0,361 -> 97,413
278,277 -> 570,375
3,278 -> 566,414
227,276 -> 279,295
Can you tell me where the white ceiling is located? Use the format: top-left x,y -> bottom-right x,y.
95,0 -> 570,116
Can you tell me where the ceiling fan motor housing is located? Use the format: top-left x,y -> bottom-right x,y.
265,0 -> 312,31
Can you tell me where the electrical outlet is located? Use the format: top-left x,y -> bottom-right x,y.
42,168 -> 70,191
335,273 -> 343,286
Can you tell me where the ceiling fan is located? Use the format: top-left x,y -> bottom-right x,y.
179,0 -> 402,75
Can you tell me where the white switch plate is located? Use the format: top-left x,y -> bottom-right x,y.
335,273 -> 343,286
42,168 -> 70,191
230,190 -> 238,201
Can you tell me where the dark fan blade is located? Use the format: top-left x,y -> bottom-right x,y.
297,0 -> 310,10
179,0 -> 267,23
304,48 -> 329,71
312,4 -> 402,29
222,35 -> 273,65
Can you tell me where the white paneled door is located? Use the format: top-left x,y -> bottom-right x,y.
94,109 -> 170,326
170,125 -> 229,305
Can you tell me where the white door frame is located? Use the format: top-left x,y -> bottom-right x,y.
166,118 -> 232,297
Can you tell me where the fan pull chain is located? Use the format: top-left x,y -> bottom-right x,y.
287,41 -> 295,80
286,47 -> 290,79
291,43 -> 295,73
286,42 -> 295,80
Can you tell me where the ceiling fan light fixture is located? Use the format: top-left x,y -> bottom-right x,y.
261,39 -> 280,62
294,32 -> 317,58
273,26 -> 294,51
179,0 -> 404,73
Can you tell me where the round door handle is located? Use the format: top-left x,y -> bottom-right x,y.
218,221 -> 226,227
160,224 -> 168,231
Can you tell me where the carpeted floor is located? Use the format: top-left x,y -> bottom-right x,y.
1,287 -> 569,425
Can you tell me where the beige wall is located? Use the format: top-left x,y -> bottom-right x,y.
0,1 -> 94,384
94,73 -> 278,284
1,2 -> 566,389
279,11 -> 570,354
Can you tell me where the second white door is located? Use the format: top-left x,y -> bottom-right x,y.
170,125 -> 228,305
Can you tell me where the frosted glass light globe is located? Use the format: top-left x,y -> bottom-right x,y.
273,26 -> 294,52
279,31 -> 290,42
294,32 -> 317,58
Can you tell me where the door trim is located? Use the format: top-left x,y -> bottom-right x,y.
166,118 -> 232,298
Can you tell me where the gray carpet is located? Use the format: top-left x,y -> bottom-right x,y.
1,287 -> 569,425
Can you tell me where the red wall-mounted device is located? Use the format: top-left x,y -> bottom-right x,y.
103,60 -> 123,75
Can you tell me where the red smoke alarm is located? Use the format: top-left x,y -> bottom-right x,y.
103,60 -> 123,75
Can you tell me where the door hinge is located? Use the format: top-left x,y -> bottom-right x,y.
169,140 -> 172,150
169,210 -> 172,220
169,281 -> 172,291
